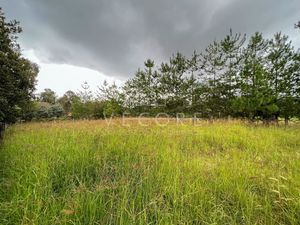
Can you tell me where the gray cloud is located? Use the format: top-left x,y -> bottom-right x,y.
2,0 -> 300,79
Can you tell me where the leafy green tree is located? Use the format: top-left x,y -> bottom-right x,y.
71,99 -> 104,119
0,7 -> 38,124
39,88 -> 57,104
98,81 -> 124,117
92,100 -> 105,119
71,99 -> 90,119
20,100 -> 39,121
102,100 -> 122,118
58,90 -> 79,114
71,82 -> 107,119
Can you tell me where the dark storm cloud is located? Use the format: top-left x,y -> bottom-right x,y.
2,0 -> 300,78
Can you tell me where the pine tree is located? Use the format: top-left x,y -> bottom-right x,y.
220,30 -> 246,115
160,53 -> 189,114
198,40 -> 226,117
123,59 -> 161,113
267,33 -> 298,124
234,33 -> 277,121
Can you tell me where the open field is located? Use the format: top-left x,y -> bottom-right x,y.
0,119 -> 300,224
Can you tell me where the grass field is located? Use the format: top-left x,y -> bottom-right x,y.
0,119 -> 300,224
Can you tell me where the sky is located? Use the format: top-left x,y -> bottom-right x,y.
2,0 -> 300,96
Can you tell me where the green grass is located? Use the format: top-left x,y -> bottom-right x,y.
0,119 -> 300,224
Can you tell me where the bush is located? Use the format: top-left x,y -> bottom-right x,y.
103,100 -> 123,118
72,100 -> 105,119
48,104 -> 64,118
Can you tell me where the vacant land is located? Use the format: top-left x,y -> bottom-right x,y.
0,120 -> 300,224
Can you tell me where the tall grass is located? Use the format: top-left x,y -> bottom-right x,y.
0,120 -> 300,224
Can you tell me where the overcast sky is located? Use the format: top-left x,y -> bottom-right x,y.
2,0 -> 300,95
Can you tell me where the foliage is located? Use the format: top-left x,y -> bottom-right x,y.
0,7 -> 38,123
71,99 -> 105,119
58,90 -> 80,114
39,88 -> 57,104
12,30 -> 299,123
48,104 -> 64,118
123,31 -> 300,122
34,102 -> 65,119
98,81 -> 124,117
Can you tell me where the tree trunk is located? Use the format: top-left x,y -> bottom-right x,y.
284,116 -> 289,126
0,122 -> 5,139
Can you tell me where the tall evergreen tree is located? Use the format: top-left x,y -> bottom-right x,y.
267,33 -> 298,124
219,30 -> 246,115
124,59 -> 161,113
198,40 -> 226,117
160,53 -> 190,114
185,51 -> 201,113
233,33 -> 277,121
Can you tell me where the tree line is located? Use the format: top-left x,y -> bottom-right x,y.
25,81 -> 123,121
1,6 -> 300,127
123,31 -> 300,124
33,28 -> 300,125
